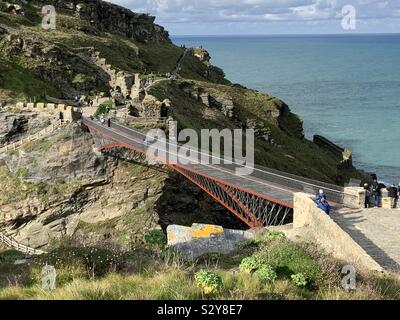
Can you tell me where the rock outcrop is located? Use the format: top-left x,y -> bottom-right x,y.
34,0 -> 170,44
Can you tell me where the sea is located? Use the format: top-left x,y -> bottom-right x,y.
172,34 -> 400,184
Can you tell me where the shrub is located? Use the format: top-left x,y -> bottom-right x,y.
291,273 -> 308,287
258,242 -> 323,287
255,265 -> 277,283
239,256 -> 266,273
72,73 -> 95,84
94,101 -> 114,117
265,231 -> 286,241
39,246 -> 124,278
144,229 -> 167,247
195,270 -> 222,295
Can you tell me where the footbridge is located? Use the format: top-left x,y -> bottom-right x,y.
82,117 -> 362,228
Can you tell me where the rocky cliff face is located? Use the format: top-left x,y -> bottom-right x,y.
32,0 -> 170,44
0,115 -> 242,249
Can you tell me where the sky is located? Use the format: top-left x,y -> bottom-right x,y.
105,0 -> 400,35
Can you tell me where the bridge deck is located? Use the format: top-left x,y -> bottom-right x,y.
333,208 -> 400,272
84,118 -> 299,207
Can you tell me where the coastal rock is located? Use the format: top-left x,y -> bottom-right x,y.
167,223 -> 254,259
34,0 -> 170,44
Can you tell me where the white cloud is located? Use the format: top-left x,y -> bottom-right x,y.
104,0 -> 400,34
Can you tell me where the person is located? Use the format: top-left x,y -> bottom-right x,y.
144,136 -> 149,146
388,184 -> 399,208
371,179 -> 381,208
318,197 -> 332,215
364,183 -> 371,208
397,183 -> 400,209
315,189 -> 326,204
107,118 -> 111,128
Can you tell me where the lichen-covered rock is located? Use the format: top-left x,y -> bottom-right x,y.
167,223 -> 254,259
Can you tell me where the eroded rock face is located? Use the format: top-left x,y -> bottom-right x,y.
0,29 -> 110,97
0,120 -> 241,249
35,0 -> 170,43
0,109 -> 51,144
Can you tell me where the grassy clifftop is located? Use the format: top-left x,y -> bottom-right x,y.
0,231 -> 399,300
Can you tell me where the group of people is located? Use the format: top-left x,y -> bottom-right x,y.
364,180 -> 400,209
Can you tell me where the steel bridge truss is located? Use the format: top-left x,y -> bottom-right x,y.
90,130 -> 293,228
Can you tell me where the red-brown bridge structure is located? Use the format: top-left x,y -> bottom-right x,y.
82,117 -> 355,228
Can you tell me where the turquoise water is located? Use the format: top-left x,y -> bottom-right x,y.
172,35 -> 400,184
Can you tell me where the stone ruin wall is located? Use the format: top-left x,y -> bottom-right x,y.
15,102 -> 74,122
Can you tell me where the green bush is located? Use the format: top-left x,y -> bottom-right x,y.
144,229 -> 167,247
195,270 -> 222,295
254,265 -> 277,283
239,256 -> 266,273
291,273 -> 308,287
258,242 -> 323,287
0,249 -> 26,263
72,73 -> 95,84
265,231 -> 286,241
39,246 -> 124,277
94,101 -> 114,117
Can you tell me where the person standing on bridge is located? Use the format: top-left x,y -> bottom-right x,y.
371,179 -> 383,208
364,183 -> 372,208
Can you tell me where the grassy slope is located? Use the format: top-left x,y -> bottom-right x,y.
0,234 -> 399,300
0,4 -> 183,100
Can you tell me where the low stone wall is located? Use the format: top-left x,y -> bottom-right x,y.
15,102 -> 73,122
293,192 -> 382,271
343,186 -> 366,209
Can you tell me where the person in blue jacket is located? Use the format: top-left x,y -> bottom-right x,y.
316,189 -> 326,203
318,197 -> 332,215
316,189 -> 331,214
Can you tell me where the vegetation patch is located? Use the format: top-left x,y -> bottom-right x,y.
195,270 -> 223,295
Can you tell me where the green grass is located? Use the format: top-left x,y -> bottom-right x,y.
0,236 -> 399,300
0,57 -> 61,100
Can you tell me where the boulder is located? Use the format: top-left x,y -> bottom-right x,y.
167,223 -> 254,259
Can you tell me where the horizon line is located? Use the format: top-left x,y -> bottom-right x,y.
171,32 -> 400,37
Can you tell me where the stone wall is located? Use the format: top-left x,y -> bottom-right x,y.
343,186 -> 366,209
15,102 -> 73,122
293,192 -> 382,271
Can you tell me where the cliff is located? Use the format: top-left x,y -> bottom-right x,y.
0,0 -> 369,248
